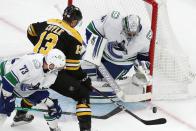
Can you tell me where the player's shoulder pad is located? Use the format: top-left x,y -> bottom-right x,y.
47,19 -> 83,44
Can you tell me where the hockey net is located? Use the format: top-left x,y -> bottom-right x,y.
68,0 -> 196,100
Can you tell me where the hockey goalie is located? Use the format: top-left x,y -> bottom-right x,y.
82,11 -> 153,103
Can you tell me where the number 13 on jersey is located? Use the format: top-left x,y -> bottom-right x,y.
33,31 -> 58,55
33,31 -> 82,55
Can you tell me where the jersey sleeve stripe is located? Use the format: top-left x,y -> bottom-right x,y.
2,71 -> 19,93
76,104 -> 90,108
65,59 -> 81,70
3,71 -> 19,87
0,62 -> 5,76
65,66 -> 80,70
23,98 -> 34,106
87,22 -> 104,37
27,24 -> 37,36
66,63 -> 80,67
76,103 -> 91,116
66,59 -> 80,63
76,112 -> 92,116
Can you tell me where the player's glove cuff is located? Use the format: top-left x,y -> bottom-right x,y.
81,76 -> 92,91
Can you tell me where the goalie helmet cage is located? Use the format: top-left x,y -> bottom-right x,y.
67,0 -> 196,100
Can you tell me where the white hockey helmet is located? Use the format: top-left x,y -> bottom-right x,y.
45,49 -> 66,71
122,14 -> 142,39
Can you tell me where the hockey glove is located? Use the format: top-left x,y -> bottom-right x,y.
48,99 -> 62,119
134,60 -> 150,74
20,83 -> 40,91
0,92 -> 15,116
133,60 -> 152,86
81,76 -> 92,91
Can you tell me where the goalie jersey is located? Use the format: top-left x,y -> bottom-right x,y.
86,11 -> 152,65
0,54 -> 57,97
27,19 -> 87,80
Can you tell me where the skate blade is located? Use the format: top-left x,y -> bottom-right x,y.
11,121 -> 31,127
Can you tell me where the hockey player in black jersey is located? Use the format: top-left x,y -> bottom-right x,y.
13,5 -> 92,131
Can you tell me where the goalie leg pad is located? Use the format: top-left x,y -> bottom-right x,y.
0,114 -> 7,126
116,77 -> 145,95
116,76 -> 152,102
132,72 -> 152,87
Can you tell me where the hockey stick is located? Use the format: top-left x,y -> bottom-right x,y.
15,106 -> 122,120
92,86 -> 167,125
96,63 -> 123,98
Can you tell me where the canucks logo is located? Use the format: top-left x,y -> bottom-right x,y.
33,59 -> 41,69
111,11 -> 120,19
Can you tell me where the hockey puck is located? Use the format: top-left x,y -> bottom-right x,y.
152,107 -> 157,113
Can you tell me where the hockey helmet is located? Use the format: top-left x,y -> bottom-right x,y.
122,14 -> 142,39
45,49 -> 66,71
63,5 -> 83,23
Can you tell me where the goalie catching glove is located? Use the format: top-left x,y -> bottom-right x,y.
132,60 -> 152,87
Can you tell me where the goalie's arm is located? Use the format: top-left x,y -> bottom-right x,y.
86,13 -> 107,38
136,47 -> 150,71
83,13 -> 111,65
137,52 -> 149,62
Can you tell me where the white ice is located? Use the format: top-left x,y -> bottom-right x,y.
0,0 -> 196,131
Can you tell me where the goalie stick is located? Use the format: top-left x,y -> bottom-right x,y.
15,106 -> 122,120
92,86 -> 167,125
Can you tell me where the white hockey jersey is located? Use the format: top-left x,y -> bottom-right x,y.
86,11 -> 152,65
1,53 -> 57,97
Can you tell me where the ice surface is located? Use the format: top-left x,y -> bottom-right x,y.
0,0 -> 196,130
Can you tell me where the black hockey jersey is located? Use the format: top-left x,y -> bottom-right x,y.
27,19 -> 86,80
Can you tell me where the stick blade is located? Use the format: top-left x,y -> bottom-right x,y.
143,118 -> 167,125
92,107 -> 122,119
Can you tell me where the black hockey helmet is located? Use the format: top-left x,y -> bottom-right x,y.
63,5 -> 83,23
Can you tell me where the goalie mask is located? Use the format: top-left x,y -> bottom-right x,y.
122,15 -> 142,40
45,49 -> 66,71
